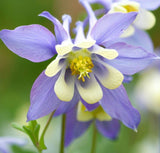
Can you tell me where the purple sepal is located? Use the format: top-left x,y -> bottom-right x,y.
100,85 -> 141,130
96,119 -> 120,139
54,89 -> 79,116
87,0 -> 112,10
123,75 -> 133,83
90,12 -> 137,44
39,11 -> 69,43
120,28 -> 154,53
0,24 -> 56,62
27,71 -> 61,121
107,42 -> 157,75
133,0 -> 160,10
81,98 -> 99,111
65,107 -> 92,147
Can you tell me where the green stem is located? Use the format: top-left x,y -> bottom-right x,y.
40,110 -> 55,142
91,123 -> 97,153
37,110 -> 55,153
38,149 -> 42,153
36,143 -> 42,153
60,114 -> 66,153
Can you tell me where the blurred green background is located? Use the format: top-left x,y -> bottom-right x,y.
0,0 -> 160,153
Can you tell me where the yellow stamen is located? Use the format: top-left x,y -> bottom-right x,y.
123,5 -> 139,12
70,55 -> 94,82
109,2 -> 140,14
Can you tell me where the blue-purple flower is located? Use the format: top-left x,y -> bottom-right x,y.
64,102 -> 120,147
85,0 -> 157,57
86,0 -> 160,37
0,137 -> 26,153
0,1 -> 157,131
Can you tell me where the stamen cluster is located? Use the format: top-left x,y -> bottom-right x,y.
123,5 -> 139,12
70,55 -> 94,82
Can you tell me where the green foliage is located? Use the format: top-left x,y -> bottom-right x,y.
12,145 -> 35,153
12,121 -> 47,153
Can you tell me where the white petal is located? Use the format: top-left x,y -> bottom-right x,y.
54,69 -> 75,101
95,62 -> 124,89
45,57 -> 64,77
95,106 -> 112,121
93,48 -> 118,60
77,101 -> 93,121
134,8 -> 156,30
76,74 -> 103,104
56,40 -> 73,56
120,25 -> 135,38
109,5 -> 127,13
75,39 -> 96,48
109,1 -> 139,14
96,110 -> 112,121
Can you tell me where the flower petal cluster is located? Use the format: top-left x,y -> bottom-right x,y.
0,0 -> 158,134
86,0 -> 160,37
65,102 -> 120,146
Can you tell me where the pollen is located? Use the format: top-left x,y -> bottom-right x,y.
70,56 -> 94,82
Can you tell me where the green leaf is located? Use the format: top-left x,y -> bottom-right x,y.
27,120 -> 37,131
39,135 -> 47,150
12,145 -> 35,153
22,125 -> 37,147
12,120 -> 47,152
34,124 -> 40,141
11,122 -> 25,133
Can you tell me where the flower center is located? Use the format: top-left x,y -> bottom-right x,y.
70,56 -> 94,82
123,5 -> 139,12
109,2 -> 139,13
68,49 -> 94,82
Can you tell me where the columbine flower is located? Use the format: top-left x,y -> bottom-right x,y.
0,137 -> 26,153
85,0 -> 156,58
0,1 -> 157,130
86,0 -> 160,37
64,102 -> 120,147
